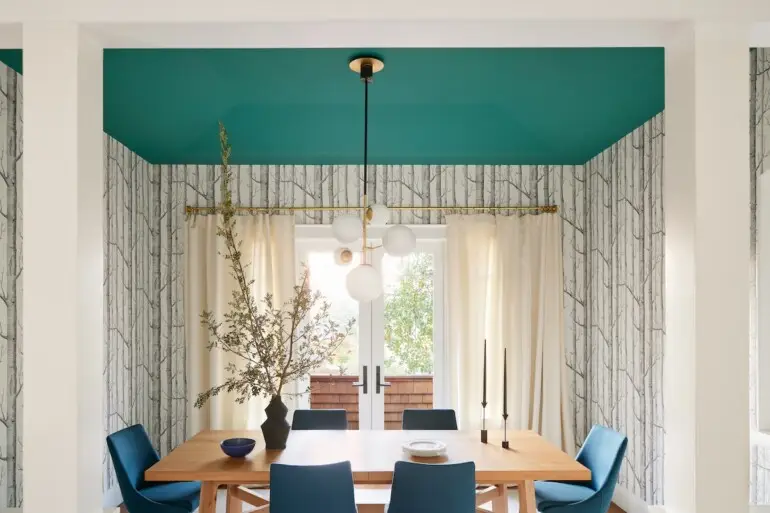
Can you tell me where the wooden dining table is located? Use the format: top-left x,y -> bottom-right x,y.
145,429 -> 590,513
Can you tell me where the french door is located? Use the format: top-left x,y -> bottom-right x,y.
296,228 -> 445,430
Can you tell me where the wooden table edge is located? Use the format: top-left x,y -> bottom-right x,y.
144,469 -> 590,484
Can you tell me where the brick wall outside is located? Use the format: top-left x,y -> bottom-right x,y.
309,375 -> 433,429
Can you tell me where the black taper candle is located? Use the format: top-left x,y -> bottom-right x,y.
502,347 -> 509,448
483,339 -> 487,406
503,347 -> 507,417
481,339 -> 488,443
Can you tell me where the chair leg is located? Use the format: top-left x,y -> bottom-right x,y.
358,505 -> 385,513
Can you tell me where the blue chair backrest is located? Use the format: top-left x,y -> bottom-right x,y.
576,425 -> 628,495
106,424 -> 160,493
402,409 -> 458,430
270,461 -> 357,513
388,461 -> 475,513
292,409 -> 348,430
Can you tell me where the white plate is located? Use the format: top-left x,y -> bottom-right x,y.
402,439 -> 447,457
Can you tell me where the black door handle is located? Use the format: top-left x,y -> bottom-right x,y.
352,365 -> 368,394
376,365 -> 391,394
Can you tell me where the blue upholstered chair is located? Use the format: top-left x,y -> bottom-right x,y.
534,425 -> 628,513
106,424 -> 201,513
401,408 -> 458,430
388,461 -> 476,513
270,461 -> 357,513
292,409 -> 348,430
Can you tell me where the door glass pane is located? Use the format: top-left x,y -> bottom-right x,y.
305,251 -> 361,429
382,252 -> 435,429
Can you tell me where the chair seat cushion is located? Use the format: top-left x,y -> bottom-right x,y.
141,481 -> 202,511
534,481 -> 594,511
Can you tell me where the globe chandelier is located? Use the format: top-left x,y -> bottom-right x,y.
332,56 -> 416,303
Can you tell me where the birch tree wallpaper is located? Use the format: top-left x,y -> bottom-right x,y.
750,47 -> 770,505
584,113 -> 665,503
0,61 -> 23,509
103,136 -> 150,491
102,139 -> 188,492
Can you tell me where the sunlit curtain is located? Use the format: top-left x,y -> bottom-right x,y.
446,213 -> 574,454
185,214 -> 296,434
446,215 -> 496,432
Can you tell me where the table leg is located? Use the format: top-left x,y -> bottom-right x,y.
491,484 -> 508,513
199,481 -> 218,513
516,481 -> 536,513
227,484 -> 243,513
358,505 -> 386,513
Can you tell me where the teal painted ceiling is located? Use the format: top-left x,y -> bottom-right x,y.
0,50 -> 21,75
0,48 -> 664,165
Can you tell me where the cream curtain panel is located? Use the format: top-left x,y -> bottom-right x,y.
185,215 -> 296,434
446,213 -> 574,454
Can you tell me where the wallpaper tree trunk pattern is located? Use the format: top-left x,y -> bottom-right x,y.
103,136 -> 150,491
750,47 -> 770,505
584,114 -> 665,503
0,62 -> 23,509
103,140 -> 187,492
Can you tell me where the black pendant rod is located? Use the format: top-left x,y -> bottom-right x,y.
364,77 -> 369,197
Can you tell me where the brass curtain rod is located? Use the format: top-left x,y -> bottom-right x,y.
185,204 -> 558,216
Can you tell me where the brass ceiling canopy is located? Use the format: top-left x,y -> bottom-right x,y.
348,56 -> 384,81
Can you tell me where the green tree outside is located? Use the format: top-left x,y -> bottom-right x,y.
384,253 -> 434,375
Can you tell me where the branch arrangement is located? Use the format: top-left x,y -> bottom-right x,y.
194,123 -> 354,408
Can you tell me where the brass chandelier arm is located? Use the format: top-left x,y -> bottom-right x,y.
185,204 -> 558,216
390,205 -> 557,213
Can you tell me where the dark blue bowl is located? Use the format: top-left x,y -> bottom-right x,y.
220,437 -> 256,458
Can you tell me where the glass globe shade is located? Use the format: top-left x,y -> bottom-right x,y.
382,225 -> 417,257
332,214 -> 362,244
367,203 -> 391,226
346,264 -> 383,302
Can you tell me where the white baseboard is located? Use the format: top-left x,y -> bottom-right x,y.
613,485 -> 650,513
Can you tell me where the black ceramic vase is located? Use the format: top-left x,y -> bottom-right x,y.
261,395 -> 290,450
